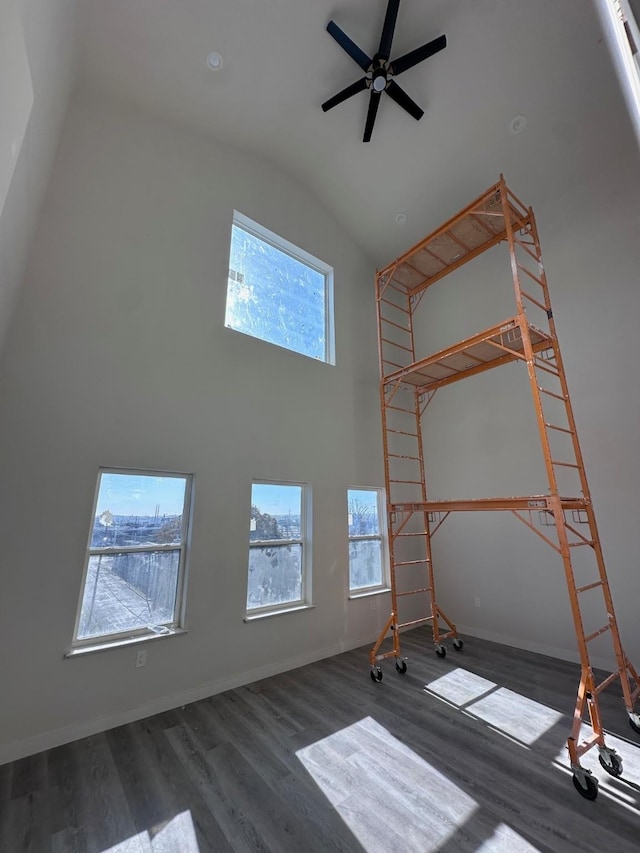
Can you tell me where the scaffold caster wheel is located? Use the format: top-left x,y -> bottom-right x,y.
395,660 -> 407,674
598,752 -> 623,777
370,666 -> 383,683
572,771 -> 598,800
628,715 -> 640,735
453,638 -> 464,651
435,645 -> 446,658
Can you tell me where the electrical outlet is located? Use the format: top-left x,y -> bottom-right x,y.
370,598 -> 377,611
474,596 -> 481,608
135,648 -> 147,668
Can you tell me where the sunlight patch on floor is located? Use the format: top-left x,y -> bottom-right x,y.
101,810 -> 200,852
425,668 -> 497,706
101,834 -> 150,853
424,668 -> 562,746
467,687 -> 563,745
475,823 -> 541,852
296,716 -> 477,852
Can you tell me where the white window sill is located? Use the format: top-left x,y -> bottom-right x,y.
65,627 -> 189,658
348,587 -> 391,601
244,603 -> 316,622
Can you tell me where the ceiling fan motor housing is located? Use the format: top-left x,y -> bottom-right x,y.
321,0 -> 447,141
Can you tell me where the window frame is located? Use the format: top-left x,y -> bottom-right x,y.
347,486 -> 389,596
245,479 -> 311,619
596,0 -> 640,146
226,210 -> 336,365
70,467 -> 193,651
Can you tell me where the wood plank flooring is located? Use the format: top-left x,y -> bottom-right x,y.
2,629 -> 640,852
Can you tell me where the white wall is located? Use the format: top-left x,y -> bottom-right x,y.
0,92 -> 390,762
0,0 -> 78,350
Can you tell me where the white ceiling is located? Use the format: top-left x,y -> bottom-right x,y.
77,0 -> 633,264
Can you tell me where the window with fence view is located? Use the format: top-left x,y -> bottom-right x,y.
73,470 -> 192,646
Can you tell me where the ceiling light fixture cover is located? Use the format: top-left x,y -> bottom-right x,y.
510,115 -> 527,134
206,51 -> 223,70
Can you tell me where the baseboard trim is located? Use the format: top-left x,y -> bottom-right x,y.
0,625 -> 617,765
457,623 -> 613,673
0,631 -> 379,766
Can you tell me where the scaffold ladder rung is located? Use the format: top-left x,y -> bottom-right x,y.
380,296 -> 410,314
516,261 -> 546,288
381,316 -> 412,334
576,581 -> 603,592
396,587 -> 431,596
546,423 -> 574,435
395,617 -> 433,630
539,386 -> 565,401
595,671 -> 620,694
387,403 -> 417,414
533,359 -> 560,378
585,625 -> 611,643
381,337 -> 413,353
395,559 -> 430,566
570,542 -> 596,549
522,290 -> 548,312
513,237 -> 541,262
382,358 -> 405,370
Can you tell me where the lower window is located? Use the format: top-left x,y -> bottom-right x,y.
348,488 -> 387,593
72,469 -> 192,647
247,481 -> 308,614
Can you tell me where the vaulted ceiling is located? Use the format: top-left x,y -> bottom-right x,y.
53,1 -> 640,262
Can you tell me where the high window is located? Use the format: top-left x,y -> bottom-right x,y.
225,211 -> 335,363
348,488 -> 387,593
72,469 -> 192,648
246,481 -> 309,615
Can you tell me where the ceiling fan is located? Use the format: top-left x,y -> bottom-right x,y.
322,0 -> 446,142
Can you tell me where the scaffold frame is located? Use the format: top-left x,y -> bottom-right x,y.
369,175 -> 640,800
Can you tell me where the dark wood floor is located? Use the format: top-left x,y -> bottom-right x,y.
2,628 -> 640,852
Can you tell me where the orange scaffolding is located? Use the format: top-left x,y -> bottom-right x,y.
369,175 -> 640,799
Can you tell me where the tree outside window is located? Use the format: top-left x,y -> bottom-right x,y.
246,482 -> 308,614
348,488 -> 387,592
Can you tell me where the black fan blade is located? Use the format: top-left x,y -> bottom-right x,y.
322,77 -> 368,112
326,21 -> 372,71
378,0 -> 400,60
363,91 -> 382,142
390,34 -> 446,76
386,80 -> 424,121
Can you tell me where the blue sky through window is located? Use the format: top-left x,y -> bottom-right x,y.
252,483 -> 301,517
97,473 -> 187,517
